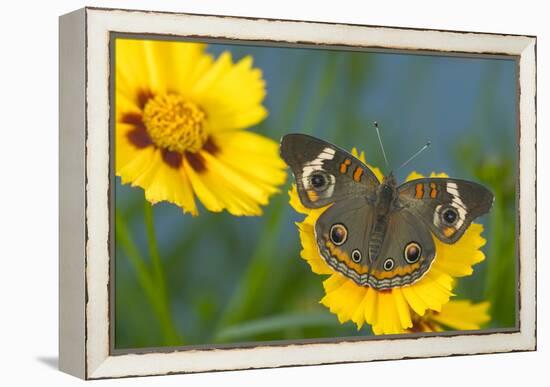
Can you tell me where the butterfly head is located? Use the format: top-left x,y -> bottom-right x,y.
381,171 -> 397,193
382,171 -> 397,186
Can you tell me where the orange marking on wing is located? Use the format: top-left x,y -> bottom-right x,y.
443,226 -> 456,237
429,183 -> 438,199
325,239 -> 369,274
415,183 -> 424,199
340,158 -> 352,174
370,261 -> 422,280
307,189 -> 319,202
353,167 -> 364,182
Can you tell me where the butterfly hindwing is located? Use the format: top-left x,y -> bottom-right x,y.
398,178 -> 494,244
369,209 -> 436,289
315,201 -> 436,290
315,198 -> 374,284
280,134 -> 380,208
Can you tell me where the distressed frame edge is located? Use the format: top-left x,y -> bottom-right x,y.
80,7 -> 537,380
86,5 -> 537,40
517,37 -> 537,348
59,7 -> 87,379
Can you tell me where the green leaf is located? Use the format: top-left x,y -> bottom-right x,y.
215,312 -> 339,342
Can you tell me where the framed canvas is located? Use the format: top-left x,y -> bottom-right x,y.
59,7 -> 537,380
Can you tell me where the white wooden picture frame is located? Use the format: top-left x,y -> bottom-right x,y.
59,7 -> 536,380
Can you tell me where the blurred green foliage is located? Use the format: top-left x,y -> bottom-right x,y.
115,43 -> 517,349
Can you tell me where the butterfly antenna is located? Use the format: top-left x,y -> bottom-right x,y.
374,121 -> 390,169
397,141 -> 431,170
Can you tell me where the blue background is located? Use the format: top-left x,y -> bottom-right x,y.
116,42 -> 517,348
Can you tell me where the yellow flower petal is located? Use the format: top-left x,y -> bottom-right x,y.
298,220 -> 333,275
202,153 -> 268,204
375,292 -> 405,334
183,159 -> 225,213
323,273 -> 349,293
351,292 -> 369,329
362,287 -> 376,324
351,147 -> 364,161
116,90 -> 142,118
289,185 -> 332,274
431,300 -> 490,331
405,171 -> 449,182
116,123 -> 196,215
116,39 -> 153,99
116,131 -> 157,185
393,288 -> 413,329
116,122 -> 149,172
138,160 -> 197,215
401,285 -> 429,316
340,282 -> 368,323
321,276 -> 365,324
434,223 -> 486,277
289,185 -> 310,215
211,131 -> 287,194
193,53 -> 267,132
184,141 -> 284,217
185,157 -> 263,216
160,136 -> 285,216
411,270 -> 453,313
405,171 -> 425,182
141,40 -> 210,95
366,290 -> 412,334
117,146 -> 157,186
129,149 -> 164,190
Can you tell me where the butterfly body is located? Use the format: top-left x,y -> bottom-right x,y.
368,174 -> 397,262
281,133 -> 494,290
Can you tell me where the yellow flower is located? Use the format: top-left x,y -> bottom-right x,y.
289,148 -> 487,335
116,39 -> 286,216
407,300 -> 490,332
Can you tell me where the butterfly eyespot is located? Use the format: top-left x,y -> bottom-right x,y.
441,207 -> 458,225
404,242 -> 421,264
330,223 -> 348,246
383,258 -> 395,271
311,173 -> 325,188
308,171 -> 330,191
351,249 -> 362,263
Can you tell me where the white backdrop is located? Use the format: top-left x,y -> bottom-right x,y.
0,0 -> 546,385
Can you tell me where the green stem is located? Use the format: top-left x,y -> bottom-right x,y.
144,202 -> 167,299
116,205 -> 182,346
142,202 -> 182,345
116,213 -> 156,298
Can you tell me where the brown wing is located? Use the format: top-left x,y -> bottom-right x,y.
280,134 -> 380,208
398,178 -> 494,244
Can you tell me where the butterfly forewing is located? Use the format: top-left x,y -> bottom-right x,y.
280,134 -> 379,208
398,178 -> 494,244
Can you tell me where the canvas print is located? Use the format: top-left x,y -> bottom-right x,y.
113,36 -> 517,350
